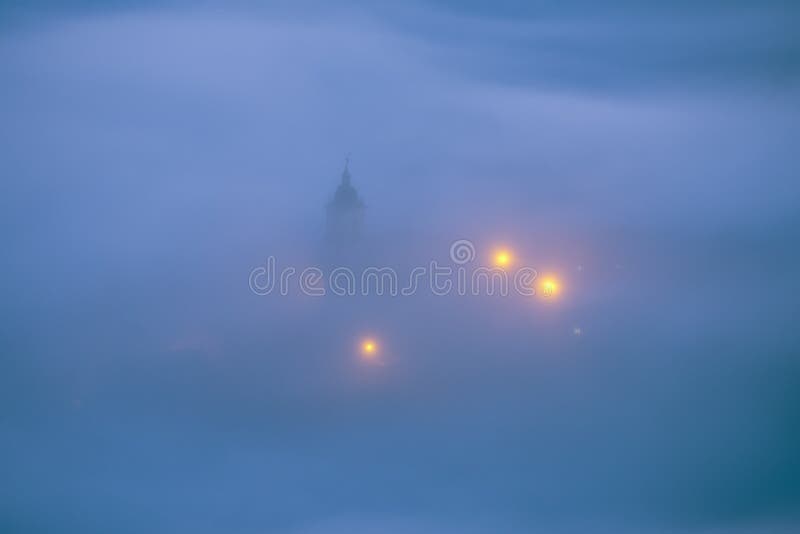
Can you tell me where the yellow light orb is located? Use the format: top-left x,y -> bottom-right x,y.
538,276 -> 560,298
360,339 -> 378,358
493,249 -> 513,268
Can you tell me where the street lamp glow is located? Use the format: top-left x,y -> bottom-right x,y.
538,276 -> 561,298
492,249 -> 513,268
360,338 -> 378,358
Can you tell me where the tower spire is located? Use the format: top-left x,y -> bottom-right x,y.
327,154 -> 364,247
341,153 -> 351,186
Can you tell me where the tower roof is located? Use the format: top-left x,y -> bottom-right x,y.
341,155 -> 352,186
329,155 -> 363,209
326,155 -> 364,245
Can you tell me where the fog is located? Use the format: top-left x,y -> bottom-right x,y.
1,1 -> 799,533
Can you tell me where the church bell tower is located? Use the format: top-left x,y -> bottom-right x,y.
325,156 -> 365,247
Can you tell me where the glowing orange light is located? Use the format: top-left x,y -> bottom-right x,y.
493,249 -> 513,268
360,339 -> 378,358
538,276 -> 561,298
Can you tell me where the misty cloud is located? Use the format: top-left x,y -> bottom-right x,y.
1,2 -> 798,533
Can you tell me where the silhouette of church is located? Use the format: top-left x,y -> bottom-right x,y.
326,157 -> 364,246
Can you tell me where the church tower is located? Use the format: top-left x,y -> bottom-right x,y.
325,157 -> 365,247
